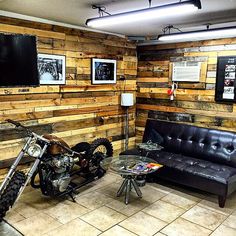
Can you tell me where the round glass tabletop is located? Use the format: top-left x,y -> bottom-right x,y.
101,155 -> 163,176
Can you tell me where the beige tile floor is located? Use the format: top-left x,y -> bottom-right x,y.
3,172 -> 236,236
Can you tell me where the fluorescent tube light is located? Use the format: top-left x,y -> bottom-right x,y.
86,0 -> 201,28
158,26 -> 236,41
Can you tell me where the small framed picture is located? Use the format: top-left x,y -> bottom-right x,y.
38,53 -> 66,85
91,58 -> 116,84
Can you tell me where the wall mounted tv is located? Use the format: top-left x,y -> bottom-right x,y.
0,33 -> 39,87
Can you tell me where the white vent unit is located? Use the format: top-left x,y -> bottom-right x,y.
172,61 -> 201,82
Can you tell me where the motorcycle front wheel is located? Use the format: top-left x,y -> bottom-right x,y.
0,171 -> 26,221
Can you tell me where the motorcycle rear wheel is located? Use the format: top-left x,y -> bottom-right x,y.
71,142 -> 91,154
88,138 -> 113,158
87,138 -> 113,178
0,171 -> 26,221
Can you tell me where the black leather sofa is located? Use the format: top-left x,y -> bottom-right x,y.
123,119 -> 236,208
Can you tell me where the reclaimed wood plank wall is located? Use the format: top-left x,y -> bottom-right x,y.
137,38 -> 236,143
0,17 -> 137,177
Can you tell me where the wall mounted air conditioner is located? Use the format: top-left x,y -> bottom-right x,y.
172,61 -> 201,82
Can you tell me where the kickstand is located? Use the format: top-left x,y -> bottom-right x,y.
68,192 -> 76,202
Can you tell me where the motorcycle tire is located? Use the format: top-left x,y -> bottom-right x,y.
86,138 -> 113,178
71,142 -> 91,154
88,138 -> 113,158
0,171 -> 26,222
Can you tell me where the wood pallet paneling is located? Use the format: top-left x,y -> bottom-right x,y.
0,17 -> 137,175
137,38 -> 236,142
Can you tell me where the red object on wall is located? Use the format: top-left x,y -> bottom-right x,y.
167,89 -> 173,95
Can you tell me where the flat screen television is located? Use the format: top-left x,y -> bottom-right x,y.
0,34 -> 39,87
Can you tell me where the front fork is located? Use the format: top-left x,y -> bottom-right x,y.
0,136 -> 33,195
0,138 -> 48,204
15,143 -> 49,202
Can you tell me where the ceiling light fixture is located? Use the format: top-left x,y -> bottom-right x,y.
158,26 -> 236,42
86,0 -> 202,28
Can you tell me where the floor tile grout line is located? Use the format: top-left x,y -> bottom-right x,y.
181,204 -> 229,231
158,193 -> 199,211
104,202 -> 167,235
158,193 -> 234,233
76,216 -> 103,233
136,208 -> 172,235
45,206 -> 126,235
196,201 -> 233,216
216,223 -> 236,231
159,198 -> 196,211
170,201 -> 218,232
105,202 -> 147,218
139,209 -> 169,224
75,182 -> 119,197
97,224 -> 139,236
140,198 -> 213,234
40,199 -> 94,225
212,210 -> 236,234
2,220 -> 24,236
118,225 -> 140,236
78,205 -> 127,232
103,204 -> 130,218
178,217 -> 214,232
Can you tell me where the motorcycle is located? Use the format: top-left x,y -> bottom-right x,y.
0,119 -> 113,221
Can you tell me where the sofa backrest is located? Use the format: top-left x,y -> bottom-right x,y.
143,119 -> 236,168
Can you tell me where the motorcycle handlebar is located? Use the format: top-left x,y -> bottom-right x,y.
6,119 -> 22,127
6,119 -> 82,157
6,119 -> 31,134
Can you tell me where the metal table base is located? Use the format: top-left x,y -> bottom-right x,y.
117,175 -> 142,204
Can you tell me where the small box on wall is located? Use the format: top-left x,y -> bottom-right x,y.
215,56 -> 236,103
91,58 -> 116,84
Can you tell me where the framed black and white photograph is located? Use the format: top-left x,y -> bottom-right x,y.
38,54 -> 66,85
91,58 -> 116,84
215,56 -> 236,102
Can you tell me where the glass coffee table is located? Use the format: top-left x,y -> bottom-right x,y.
137,140 -> 163,156
101,155 -> 163,204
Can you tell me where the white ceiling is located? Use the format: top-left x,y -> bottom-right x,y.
0,0 -> 236,37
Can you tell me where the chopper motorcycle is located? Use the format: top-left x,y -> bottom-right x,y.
0,119 -> 113,221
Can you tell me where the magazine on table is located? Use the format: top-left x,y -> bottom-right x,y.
120,161 -> 163,174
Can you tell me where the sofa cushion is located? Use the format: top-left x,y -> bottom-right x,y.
150,151 -> 236,185
143,120 -> 236,168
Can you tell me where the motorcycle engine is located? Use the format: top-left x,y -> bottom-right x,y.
43,154 -> 74,194
51,154 -> 74,174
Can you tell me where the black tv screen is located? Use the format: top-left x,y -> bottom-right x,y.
0,34 -> 39,87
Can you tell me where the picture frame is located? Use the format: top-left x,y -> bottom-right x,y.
38,53 -> 66,85
91,58 -> 116,84
215,56 -> 236,103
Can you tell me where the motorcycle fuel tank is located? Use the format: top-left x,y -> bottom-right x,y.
43,134 -> 70,155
